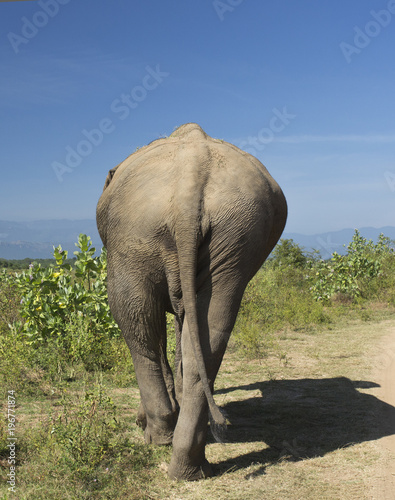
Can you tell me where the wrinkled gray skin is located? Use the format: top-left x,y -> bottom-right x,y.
96,123 -> 287,481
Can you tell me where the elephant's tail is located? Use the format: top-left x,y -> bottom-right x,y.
177,228 -> 227,433
175,175 -> 226,436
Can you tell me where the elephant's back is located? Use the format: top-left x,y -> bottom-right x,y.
97,123 -> 286,251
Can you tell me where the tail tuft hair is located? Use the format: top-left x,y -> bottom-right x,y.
209,408 -> 228,443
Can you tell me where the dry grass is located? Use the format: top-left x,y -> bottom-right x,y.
1,317 -> 395,499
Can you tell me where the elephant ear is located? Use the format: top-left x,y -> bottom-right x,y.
103,167 -> 118,191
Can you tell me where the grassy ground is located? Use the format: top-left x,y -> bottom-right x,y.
1,312 -> 395,499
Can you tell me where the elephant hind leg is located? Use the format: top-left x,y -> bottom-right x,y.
107,279 -> 178,445
130,346 -> 178,446
133,338 -> 179,444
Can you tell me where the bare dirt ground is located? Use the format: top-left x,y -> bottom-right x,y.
370,323 -> 395,500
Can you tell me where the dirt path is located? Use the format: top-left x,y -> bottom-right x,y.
371,323 -> 395,499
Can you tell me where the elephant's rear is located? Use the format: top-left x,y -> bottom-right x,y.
96,122 -> 287,297
197,137 -> 287,280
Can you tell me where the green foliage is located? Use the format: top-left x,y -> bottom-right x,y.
233,230 -> 395,357
0,327 -> 36,395
49,384 -> 121,472
59,315 -> 132,372
0,257 -> 76,270
0,322 -> 135,397
269,238 -> 307,269
233,265 -> 329,358
6,234 -> 120,344
310,230 -> 395,302
0,235 -> 130,395
166,313 -> 177,370
19,383 -> 157,494
0,273 -> 21,331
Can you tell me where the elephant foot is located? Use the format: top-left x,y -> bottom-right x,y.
144,426 -> 173,446
136,403 -> 178,445
167,457 -> 214,481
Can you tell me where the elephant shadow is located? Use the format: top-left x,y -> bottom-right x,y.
212,377 -> 395,475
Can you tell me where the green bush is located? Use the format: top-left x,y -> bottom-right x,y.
0,323 -> 136,399
49,385 -> 121,472
310,230 -> 395,302
0,273 -> 21,332
17,383 -> 157,493
233,265 -> 329,357
232,230 -> 395,358
8,234 -> 120,344
0,236 -> 135,396
269,238 -> 308,269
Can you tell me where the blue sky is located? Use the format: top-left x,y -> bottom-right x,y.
1,0 -> 394,234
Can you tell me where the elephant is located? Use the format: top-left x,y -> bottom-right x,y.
96,123 -> 287,481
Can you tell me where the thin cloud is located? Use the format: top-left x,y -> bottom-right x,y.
274,134 -> 395,144
0,50 -> 142,107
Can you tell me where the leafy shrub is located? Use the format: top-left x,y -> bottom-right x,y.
0,272 -> 21,331
0,323 -> 135,399
310,231 -> 395,302
269,238 -> 307,269
9,234 -> 120,344
58,315 -> 120,371
49,385 -> 121,472
19,383 -> 157,493
0,236 -> 133,395
0,328 -> 37,395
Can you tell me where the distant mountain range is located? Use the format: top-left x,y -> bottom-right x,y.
0,219 -> 101,260
285,226 -> 395,259
0,219 -> 394,260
